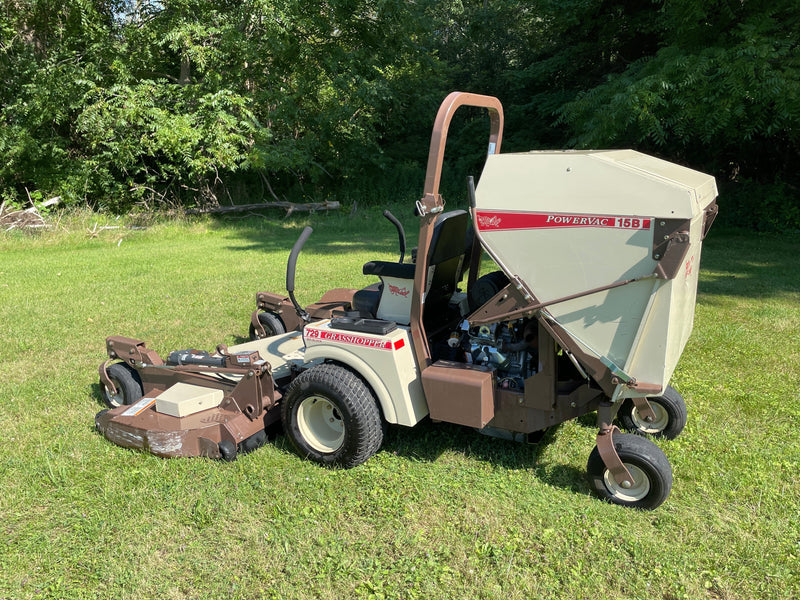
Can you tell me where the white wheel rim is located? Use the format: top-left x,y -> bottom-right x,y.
603,463 -> 650,502
631,402 -> 668,434
105,378 -> 123,407
297,395 -> 345,453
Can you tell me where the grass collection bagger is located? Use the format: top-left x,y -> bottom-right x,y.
97,92 -> 718,509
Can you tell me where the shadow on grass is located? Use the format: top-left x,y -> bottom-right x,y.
89,382 -> 109,410
698,229 -> 800,299
206,205 -> 417,257
207,215 -> 800,303
380,418 -> 591,495
208,210 -> 415,307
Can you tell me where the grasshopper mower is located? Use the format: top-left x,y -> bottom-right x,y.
97,92 -> 718,509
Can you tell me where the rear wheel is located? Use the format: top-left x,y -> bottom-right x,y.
282,364 -> 383,468
468,270 -> 509,312
618,385 -> 687,439
249,311 -> 286,340
101,362 -> 143,408
587,433 -> 672,510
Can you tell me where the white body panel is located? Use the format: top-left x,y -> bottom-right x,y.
302,320 -> 428,426
375,276 -> 413,325
475,150 -> 717,398
228,331 -> 308,379
229,326 -> 427,426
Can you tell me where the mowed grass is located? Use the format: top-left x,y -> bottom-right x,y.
1,208 -> 798,600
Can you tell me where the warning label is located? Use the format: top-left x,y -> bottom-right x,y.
122,396 -> 157,417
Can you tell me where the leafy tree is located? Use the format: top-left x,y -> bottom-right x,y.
1,0 -> 797,228
558,0 -> 800,182
0,1 -> 123,205
1,0 -> 439,209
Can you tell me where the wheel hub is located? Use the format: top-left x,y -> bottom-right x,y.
297,395 -> 345,453
631,402 -> 668,433
105,378 -> 124,407
603,463 -> 650,502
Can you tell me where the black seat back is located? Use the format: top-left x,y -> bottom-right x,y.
423,210 -> 470,320
354,209 -> 472,325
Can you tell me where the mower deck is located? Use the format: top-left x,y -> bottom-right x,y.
95,334 -> 298,460
96,399 -> 272,459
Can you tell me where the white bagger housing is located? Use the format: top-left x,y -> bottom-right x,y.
474,149 -> 718,400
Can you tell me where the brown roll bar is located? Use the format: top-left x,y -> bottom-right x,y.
418,92 -> 504,213
410,92 -> 505,371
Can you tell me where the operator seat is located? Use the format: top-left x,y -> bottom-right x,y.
353,210 -> 472,326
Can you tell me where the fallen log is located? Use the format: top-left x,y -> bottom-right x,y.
186,201 -> 340,217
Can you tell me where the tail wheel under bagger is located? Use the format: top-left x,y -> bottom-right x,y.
617,385 -> 687,440
101,362 -> 144,408
587,433 -> 673,510
468,270 -> 509,312
282,363 -> 383,468
249,311 -> 286,341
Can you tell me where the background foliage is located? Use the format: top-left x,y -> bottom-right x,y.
1,0 -> 798,229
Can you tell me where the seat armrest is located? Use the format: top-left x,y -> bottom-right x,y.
362,261 -> 416,279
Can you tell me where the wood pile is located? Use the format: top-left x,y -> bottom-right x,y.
0,197 -> 59,231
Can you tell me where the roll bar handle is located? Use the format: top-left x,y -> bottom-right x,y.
418,92 -> 504,215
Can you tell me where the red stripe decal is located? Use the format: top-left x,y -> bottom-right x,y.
476,210 -> 651,231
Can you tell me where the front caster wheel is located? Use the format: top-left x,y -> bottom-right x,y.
101,362 -> 143,408
282,363 -> 383,468
249,311 -> 286,340
587,433 -> 673,510
618,385 -> 687,439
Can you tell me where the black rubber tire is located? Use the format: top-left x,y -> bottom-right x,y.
238,429 -> 267,454
618,385 -> 687,440
468,270 -> 510,312
219,440 -> 237,461
249,311 -> 286,341
101,362 -> 144,408
282,363 -> 383,468
587,433 -> 673,510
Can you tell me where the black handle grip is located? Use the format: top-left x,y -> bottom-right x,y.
167,350 -> 226,368
467,176 -> 477,209
286,226 -> 313,293
383,210 -> 406,264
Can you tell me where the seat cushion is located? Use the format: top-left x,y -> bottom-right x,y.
352,282 -> 382,316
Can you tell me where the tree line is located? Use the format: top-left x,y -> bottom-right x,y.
1,1 -> 798,229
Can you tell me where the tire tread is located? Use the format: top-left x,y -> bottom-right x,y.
283,363 -> 383,468
587,432 -> 673,510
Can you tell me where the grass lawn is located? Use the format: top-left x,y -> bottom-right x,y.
1,207 -> 798,599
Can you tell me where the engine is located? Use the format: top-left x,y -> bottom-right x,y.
446,318 -> 539,391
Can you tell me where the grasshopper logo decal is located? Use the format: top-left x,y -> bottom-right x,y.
388,284 -> 410,297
